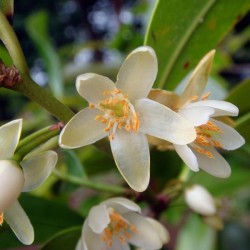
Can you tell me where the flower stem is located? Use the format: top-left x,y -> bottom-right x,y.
53,169 -> 125,194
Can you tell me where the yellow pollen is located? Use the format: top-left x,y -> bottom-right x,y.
190,95 -> 199,102
89,103 -> 95,109
193,120 -> 223,158
95,88 -> 140,140
0,213 -> 3,226
101,211 -> 137,247
201,92 -> 211,100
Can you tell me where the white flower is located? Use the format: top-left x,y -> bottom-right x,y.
59,46 -> 196,192
184,184 -> 216,216
76,197 -> 169,250
0,119 -> 57,245
149,50 -> 245,177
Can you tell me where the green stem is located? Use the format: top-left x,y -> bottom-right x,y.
53,169 -> 125,194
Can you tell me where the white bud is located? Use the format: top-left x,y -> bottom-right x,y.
0,160 -> 24,212
184,184 -> 216,216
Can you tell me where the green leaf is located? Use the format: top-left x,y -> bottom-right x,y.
40,227 -> 81,250
25,11 -> 64,98
226,78 -> 250,115
176,214 -> 216,250
235,112 -> 250,143
144,0 -> 250,90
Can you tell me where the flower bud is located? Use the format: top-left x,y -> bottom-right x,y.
184,184 -> 216,216
0,160 -> 24,212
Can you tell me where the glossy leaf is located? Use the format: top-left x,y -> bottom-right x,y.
41,227 -> 81,250
145,0 -> 250,90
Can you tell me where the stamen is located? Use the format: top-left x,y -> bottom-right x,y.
201,92 -> 211,100
190,95 -> 199,102
0,213 -> 3,226
89,103 -> 95,109
194,146 -> 214,158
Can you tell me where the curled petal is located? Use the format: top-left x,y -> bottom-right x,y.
101,197 -> 141,214
0,119 -> 22,160
88,204 -> 110,234
178,106 -> 214,126
125,213 -> 166,250
174,145 -> 199,172
21,151 -> 58,192
192,147 -> 231,178
187,100 -> 239,117
179,50 -> 215,106
110,130 -> 150,192
4,201 -> 34,245
211,119 -> 245,150
0,160 -> 24,212
76,73 -> 115,105
116,46 -> 158,101
59,108 -> 108,149
185,184 -> 216,216
135,98 -> 196,145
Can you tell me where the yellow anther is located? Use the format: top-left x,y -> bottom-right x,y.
194,146 -> 214,158
201,92 -> 211,100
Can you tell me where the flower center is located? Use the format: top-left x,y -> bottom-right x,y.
101,211 -> 137,247
0,213 -> 3,226
90,89 -> 140,140
193,121 -> 223,158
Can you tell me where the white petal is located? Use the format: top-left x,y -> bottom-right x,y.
76,238 -> 87,250
0,119 -> 22,160
145,218 -> 170,245
83,219 -> 106,250
101,197 -> 141,214
59,108 -> 107,149
174,145 -> 199,172
211,119 -> 245,150
178,106 -> 214,126
76,73 -> 115,105
187,100 -> 239,117
4,201 -> 34,245
180,50 -> 215,106
192,147 -> 231,178
0,160 -> 24,211
88,204 -> 110,234
125,213 -> 164,250
135,98 -> 196,145
110,129 -> 150,192
21,151 -> 58,192
116,46 -> 157,101
185,184 -> 216,216
110,238 -> 130,250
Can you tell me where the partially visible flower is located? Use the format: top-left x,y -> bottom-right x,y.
59,46 -> 196,192
184,184 -> 216,216
76,197 -> 169,250
0,119 -> 57,245
149,50 -> 245,177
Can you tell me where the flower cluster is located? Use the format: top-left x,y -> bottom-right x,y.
0,119 -> 57,244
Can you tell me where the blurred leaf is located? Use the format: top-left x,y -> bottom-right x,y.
0,44 -> 12,65
226,78 -> 250,115
176,214 -> 216,250
235,112 -> 250,143
25,11 -> 63,98
144,0 -> 250,90
41,226 -> 81,250
0,0 -> 13,17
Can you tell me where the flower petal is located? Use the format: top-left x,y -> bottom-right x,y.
187,100 -> 239,117
116,46 -> 157,101
76,238 -> 87,250
174,145 -> 199,172
0,119 -> 22,160
110,238 -> 130,250
145,218 -> 170,245
88,204 -> 110,234
59,108 -> 108,149
0,160 -> 24,212
101,197 -> 141,214
135,98 -> 196,145
76,73 -> 115,105
4,201 -> 34,245
211,119 -> 245,150
178,106 -> 214,126
125,212 -> 165,250
21,151 -> 58,192
110,129 -> 150,192
185,184 -> 216,216
179,50 -> 215,106
192,147 -> 231,178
